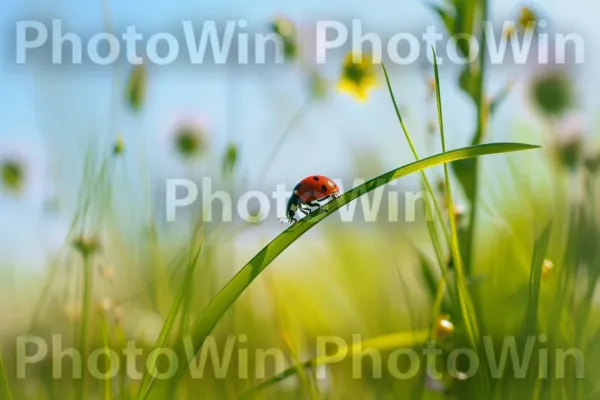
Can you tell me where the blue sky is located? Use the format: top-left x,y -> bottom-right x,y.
0,0 -> 598,269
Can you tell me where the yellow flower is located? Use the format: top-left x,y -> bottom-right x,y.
338,52 -> 378,102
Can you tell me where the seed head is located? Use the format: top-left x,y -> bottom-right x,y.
72,235 -> 101,257
530,70 -> 573,117
542,259 -> 554,279
112,135 -> 125,156
125,65 -> 147,112
271,17 -> 299,61
222,143 -> 238,175
435,315 -> 454,341
173,123 -> 206,159
1,158 -> 25,194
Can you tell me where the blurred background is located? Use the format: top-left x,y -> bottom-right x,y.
1,0 -> 600,398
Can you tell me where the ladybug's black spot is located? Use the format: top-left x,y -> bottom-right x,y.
321,185 -> 327,191
313,176 -> 319,181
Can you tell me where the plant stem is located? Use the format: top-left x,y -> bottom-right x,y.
464,0 -> 490,275
0,352 -> 12,400
380,63 -> 452,250
79,254 -> 92,399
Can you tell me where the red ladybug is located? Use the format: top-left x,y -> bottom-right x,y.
283,175 -> 341,223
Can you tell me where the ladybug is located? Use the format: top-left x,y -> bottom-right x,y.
283,175 -> 341,223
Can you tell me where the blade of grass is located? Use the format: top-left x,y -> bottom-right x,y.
380,62 -> 451,250
140,142 -> 538,397
525,223 -> 553,336
79,254 -> 92,398
240,330 -> 431,399
176,143 -> 537,376
381,62 -> 450,301
137,240 -> 204,400
417,252 -> 441,303
267,277 -> 321,400
432,48 -> 481,346
431,48 -> 488,392
411,272 -> 450,400
100,313 -> 113,400
382,64 -> 451,390
517,223 -> 552,400
0,353 -> 12,400
462,0 -> 490,275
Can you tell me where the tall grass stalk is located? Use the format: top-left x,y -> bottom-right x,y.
267,277 -> 321,400
380,62 -> 450,271
100,313 -> 113,400
79,254 -> 92,398
464,0 -> 490,274
137,241 -> 204,400
432,48 -> 487,392
0,353 -> 12,400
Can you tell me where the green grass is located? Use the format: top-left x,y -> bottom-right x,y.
138,241 -> 204,399
188,145 -> 535,338
4,2 -> 600,397
432,49 -> 488,394
78,254 -> 92,398
240,329 -> 431,398
0,353 -> 12,400
133,141 -> 538,398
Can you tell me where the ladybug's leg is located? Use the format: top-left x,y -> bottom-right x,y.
307,198 -> 329,212
299,202 -> 314,215
287,210 -> 297,224
281,202 -> 300,224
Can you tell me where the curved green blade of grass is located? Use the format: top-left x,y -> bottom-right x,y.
240,329 -> 431,399
190,146 -> 534,347
140,142 -> 539,397
0,353 -> 12,400
432,47 -> 481,347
